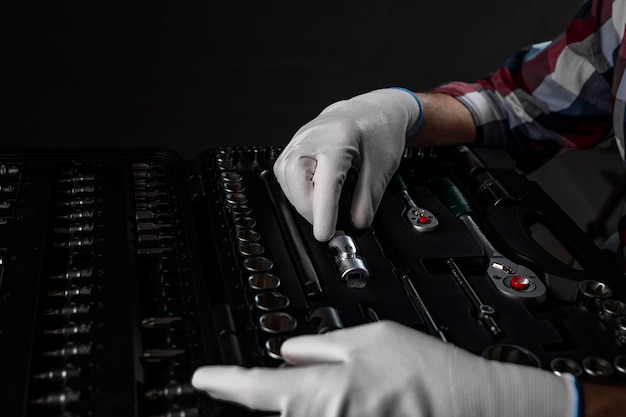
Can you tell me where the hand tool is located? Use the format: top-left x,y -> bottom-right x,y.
260,169 -> 324,299
389,172 -> 438,232
447,258 -> 503,338
328,231 -> 370,288
430,176 -> 547,303
399,273 -> 448,342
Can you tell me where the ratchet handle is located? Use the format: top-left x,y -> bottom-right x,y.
429,176 -> 473,218
388,172 -> 409,195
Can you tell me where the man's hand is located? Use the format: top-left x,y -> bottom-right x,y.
192,321 -> 578,417
272,88 -> 422,241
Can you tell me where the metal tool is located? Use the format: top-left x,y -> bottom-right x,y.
430,176 -> 547,303
310,306 -> 344,333
482,343 -> 540,367
144,383 -> 195,400
30,389 -> 82,406
400,273 -> 448,342
447,258 -> 503,338
328,231 -> 370,288
42,344 -> 92,358
389,172 -> 438,231
32,366 -> 81,381
260,169 -> 324,299
49,268 -> 94,281
44,304 -> 91,317
550,357 -> 583,377
576,280 -> 613,313
582,356 -> 615,380
141,316 -> 182,328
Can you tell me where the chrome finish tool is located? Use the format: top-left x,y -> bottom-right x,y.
447,258 -> 503,338
389,172 -> 439,232
430,176 -> 547,303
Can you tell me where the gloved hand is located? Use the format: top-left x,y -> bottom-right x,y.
273,88 -> 422,241
192,321 -> 579,417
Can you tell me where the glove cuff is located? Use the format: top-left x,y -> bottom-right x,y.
571,376 -> 583,417
390,87 -> 424,138
489,363 -> 581,417
446,353 -> 581,417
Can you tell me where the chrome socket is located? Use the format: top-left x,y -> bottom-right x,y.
481,344 -> 540,368
247,273 -> 281,290
575,280 -> 613,313
328,231 -> 369,288
550,357 -> 582,377
259,312 -> 297,334
582,356 -> 614,380
254,291 -> 290,311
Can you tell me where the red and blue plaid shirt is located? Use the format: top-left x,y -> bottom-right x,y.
434,0 -> 626,271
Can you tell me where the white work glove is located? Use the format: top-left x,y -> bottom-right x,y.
273,88 -> 422,241
192,321 -> 579,417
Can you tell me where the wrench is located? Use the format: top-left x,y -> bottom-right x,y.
447,258 -> 503,338
431,176 -> 547,303
389,172 -> 439,232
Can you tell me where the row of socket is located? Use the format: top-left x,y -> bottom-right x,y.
216,149 -> 297,362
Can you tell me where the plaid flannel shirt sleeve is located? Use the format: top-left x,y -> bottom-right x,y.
434,0 -> 619,171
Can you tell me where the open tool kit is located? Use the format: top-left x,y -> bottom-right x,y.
1,145 -> 625,416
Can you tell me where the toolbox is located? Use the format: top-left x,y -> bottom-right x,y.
0,145 -> 624,417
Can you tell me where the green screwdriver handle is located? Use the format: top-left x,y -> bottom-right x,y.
429,176 -> 473,218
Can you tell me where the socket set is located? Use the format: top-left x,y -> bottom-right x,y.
0,146 -> 625,417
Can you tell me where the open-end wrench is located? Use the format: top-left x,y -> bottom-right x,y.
389,172 -> 439,232
430,176 -> 547,303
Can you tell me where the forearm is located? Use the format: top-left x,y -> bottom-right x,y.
408,92 -> 477,148
580,381 -> 626,417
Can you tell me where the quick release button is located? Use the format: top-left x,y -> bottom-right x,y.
418,215 -> 430,224
509,275 -> 531,291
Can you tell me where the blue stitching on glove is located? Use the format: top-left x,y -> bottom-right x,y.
390,87 -> 423,139
573,377 -> 582,417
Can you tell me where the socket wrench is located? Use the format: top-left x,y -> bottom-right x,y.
389,172 -> 438,232
431,176 -> 547,303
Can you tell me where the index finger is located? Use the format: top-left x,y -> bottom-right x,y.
273,147 -> 316,226
310,154 -> 353,241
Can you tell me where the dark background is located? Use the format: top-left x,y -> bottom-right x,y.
3,0 -> 582,158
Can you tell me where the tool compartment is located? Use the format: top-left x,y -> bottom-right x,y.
0,145 -> 623,416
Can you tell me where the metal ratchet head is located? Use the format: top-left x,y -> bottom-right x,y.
430,176 -> 547,304
487,256 -> 547,303
404,200 -> 439,232
390,172 -> 439,232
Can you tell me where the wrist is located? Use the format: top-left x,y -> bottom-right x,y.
389,87 -> 424,137
454,360 -> 581,417
579,381 -> 626,417
405,91 -> 477,148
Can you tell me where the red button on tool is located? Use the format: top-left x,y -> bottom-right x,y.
418,215 -> 430,224
510,275 -> 530,291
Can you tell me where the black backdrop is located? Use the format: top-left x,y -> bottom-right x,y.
3,0 -> 581,158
